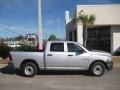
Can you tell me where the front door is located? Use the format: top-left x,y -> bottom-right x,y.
66,43 -> 90,70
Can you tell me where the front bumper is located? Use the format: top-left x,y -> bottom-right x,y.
106,62 -> 113,71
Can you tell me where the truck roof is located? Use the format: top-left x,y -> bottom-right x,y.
47,41 -> 77,43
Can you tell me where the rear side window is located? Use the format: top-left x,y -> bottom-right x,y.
50,43 -> 64,52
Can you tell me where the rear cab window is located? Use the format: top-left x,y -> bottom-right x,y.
50,43 -> 64,52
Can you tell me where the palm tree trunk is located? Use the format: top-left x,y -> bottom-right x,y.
83,26 -> 88,47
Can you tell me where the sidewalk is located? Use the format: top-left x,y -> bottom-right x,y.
112,56 -> 120,68
113,63 -> 120,68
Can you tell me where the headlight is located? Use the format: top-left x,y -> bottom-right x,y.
106,57 -> 112,63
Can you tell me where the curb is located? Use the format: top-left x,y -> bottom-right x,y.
0,72 -> 3,75
0,64 -> 8,69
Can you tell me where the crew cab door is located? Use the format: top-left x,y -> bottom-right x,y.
66,43 -> 89,69
45,42 -> 66,69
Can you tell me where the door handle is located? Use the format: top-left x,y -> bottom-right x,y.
68,54 -> 73,56
47,54 -> 53,56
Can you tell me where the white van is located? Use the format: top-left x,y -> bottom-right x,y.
4,41 -> 21,48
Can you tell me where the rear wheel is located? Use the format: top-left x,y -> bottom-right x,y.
21,62 -> 38,77
90,62 -> 105,77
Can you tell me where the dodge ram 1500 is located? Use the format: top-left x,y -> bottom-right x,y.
10,41 -> 113,77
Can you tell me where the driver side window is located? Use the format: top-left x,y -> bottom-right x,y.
67,43 -> 84,52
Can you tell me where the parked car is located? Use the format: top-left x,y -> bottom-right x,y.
10,41 -> 113,77
4,41 -> 21,48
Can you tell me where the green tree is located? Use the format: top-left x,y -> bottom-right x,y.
0,38 -> 5,45
48,34 -> 57,41
74,10 -> 95,47
15,35 -> 24,40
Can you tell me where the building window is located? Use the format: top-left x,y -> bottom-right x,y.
87,26 -> 111,52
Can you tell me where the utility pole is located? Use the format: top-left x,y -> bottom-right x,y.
38,0 -> 43,50
57,19 -> 60,39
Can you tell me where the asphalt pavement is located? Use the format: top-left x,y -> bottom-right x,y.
0,64 -> 120,90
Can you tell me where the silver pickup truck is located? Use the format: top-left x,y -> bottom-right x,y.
10,41 -> 113,77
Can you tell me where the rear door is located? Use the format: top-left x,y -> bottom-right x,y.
45,42 -> 66,69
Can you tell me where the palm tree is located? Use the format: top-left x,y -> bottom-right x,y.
74,10 -> 95,47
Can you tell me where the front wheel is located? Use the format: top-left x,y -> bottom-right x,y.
21,62 -> 38,77
90,62 -> 105,77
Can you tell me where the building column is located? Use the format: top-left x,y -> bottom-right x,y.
111,26 -> 120,53
71,31 -> 75,41
66,26 -> 70,41
77,24 -> 83,45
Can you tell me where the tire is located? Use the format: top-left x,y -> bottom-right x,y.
90,62 -> 105,77
21,62 -> 38,77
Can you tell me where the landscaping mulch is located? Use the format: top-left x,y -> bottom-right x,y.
0,57 -> 10,64
112,56 -> 120,63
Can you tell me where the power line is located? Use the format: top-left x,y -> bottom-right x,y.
0,26 -> 21,35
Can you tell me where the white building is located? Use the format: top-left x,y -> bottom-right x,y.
65,4 -> 120,53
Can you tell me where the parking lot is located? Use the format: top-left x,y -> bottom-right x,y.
0,63 -> 120,90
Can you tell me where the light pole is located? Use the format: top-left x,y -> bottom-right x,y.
38,0 -> 43,50
56,19 -> 60,39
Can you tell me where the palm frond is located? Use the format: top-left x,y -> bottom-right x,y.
78,10 -> 84,15
73,16 -> 79,24
88,14 -> 95,25
74,10 -> 96,26
79,14 -> 89,26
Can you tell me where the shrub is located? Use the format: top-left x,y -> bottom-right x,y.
0,44 -> 10,59
17,45 -> 34,51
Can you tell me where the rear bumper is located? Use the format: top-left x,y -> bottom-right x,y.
106,62 -> 113,71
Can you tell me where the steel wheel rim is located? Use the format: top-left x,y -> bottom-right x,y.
25,66 -> 34,75
94,65 -> 102,75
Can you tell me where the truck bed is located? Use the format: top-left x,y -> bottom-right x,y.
10,51 -> 44,69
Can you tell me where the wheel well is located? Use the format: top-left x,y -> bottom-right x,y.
20,59 -> 39,70
89,60 -> 107,70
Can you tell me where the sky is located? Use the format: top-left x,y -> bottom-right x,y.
0,0 -> 120,39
